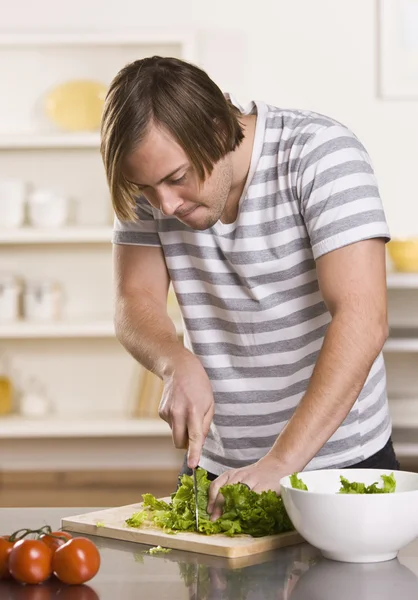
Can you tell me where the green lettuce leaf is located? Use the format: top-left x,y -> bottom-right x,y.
125,510 -> 148,527
339,472 -> 396,494
339,477 -> 366,494
381,473 -> 396,493
289,473 -> 308,490
125,468 -> 294,538
290,471 -> 397,495
142,494 -> 171,510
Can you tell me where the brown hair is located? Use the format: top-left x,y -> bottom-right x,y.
100,56 -> 245,221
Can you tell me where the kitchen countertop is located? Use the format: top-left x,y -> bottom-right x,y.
1,508 -> 418,599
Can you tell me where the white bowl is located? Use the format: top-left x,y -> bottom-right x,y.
280,469 -> 418,563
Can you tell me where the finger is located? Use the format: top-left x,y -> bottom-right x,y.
210,475 -> 256,521
209,494 -> 225,522
233,477 -> 254,489
186,410 -> 205,469
158,391 -> 171,425
220,471 -> 252,488
252,482 -> 280,495
202,403 -> 214,438
207,474 -> 229,518
171,410 -> 188,449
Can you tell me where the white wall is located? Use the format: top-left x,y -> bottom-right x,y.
1,0 -> 418,237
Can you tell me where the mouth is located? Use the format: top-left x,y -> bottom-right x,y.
176,206 -> 198,220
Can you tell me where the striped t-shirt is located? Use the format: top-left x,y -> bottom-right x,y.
113,96 -> 392,476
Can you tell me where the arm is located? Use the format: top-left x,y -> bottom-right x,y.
114,244 -> 214,466
265,237 -> 388,471
207,238 -> 388,517
114,243 -> 181,376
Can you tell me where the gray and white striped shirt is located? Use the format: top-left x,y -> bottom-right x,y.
113,96 -> 392,476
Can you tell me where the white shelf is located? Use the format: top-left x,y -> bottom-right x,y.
0,32 -> 196,54
0,414 -> 171,438
0,319 -> 115,338
0,132 -> 100,149
387,272 -> 418,289
384,338 -> 418,352
0,318 -> 183,338
0,226 -> 113,244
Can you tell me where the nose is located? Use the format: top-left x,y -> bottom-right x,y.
158,189 -> 183,217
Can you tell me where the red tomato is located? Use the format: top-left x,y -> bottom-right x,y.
52,538 -> 100,585
8,539 -> 53,584
0,536 -> 14,578
40,531 -> 72,553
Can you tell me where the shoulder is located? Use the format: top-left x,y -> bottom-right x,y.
263,103 -> 363,153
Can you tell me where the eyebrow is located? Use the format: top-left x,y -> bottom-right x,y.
133,164 -> 188,188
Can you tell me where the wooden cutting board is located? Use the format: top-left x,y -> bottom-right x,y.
61,498 -> 304,559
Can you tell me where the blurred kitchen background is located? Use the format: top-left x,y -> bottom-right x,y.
0,0 -> 418,507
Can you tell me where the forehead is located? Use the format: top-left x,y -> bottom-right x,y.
123,125 -> 189,184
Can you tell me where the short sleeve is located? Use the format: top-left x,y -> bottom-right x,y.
112,195 -> 161,247
296,124 -> 391,260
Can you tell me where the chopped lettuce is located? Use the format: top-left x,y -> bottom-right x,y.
125,467 -> 294,538
289,473 -> 308,490
380,473 -> 397,493
290,471 -> 397,494
125,510 -> 148,527
142,495 -> 171,511
339,472 -> 396,494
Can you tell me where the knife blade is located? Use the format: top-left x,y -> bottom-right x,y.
193,467 -> 199,531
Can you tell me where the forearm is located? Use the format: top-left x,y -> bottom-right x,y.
267,308 -> 388,472
115,292 -> 190,379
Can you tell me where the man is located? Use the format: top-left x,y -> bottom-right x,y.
101,56 -> 399,521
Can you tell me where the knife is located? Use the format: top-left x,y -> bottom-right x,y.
193,468 -> 199,531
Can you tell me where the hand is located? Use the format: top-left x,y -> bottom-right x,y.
159,353 -> 215,469
207,454 -> 286,521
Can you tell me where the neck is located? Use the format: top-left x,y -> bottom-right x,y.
220,113 -> 257,224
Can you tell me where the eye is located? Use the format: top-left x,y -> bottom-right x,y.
170,174 -> 187,185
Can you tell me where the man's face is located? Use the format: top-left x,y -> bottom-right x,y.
123,125 -> 233,230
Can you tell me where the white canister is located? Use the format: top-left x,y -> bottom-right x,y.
0,180 -> 26,228
20,391 -> 51,418
23,279 -> 62,321
19,377 -> 51,418
27,189 -> 69,228
0,273 -> 21,321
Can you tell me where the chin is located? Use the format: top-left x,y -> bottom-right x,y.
181,209 -> 218,230
193,215 -> 219,230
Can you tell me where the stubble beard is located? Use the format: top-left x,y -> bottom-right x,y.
196,161 -> 233,230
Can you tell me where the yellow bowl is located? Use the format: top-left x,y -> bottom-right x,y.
387,238 -> 418,272
45,79 -> 108,132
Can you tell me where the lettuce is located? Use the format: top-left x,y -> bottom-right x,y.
339,472 -> 396,494
126,467 -> 294,537
289,473 -> 308,490
125,510 -> 148,528
290,471 -> 397,494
